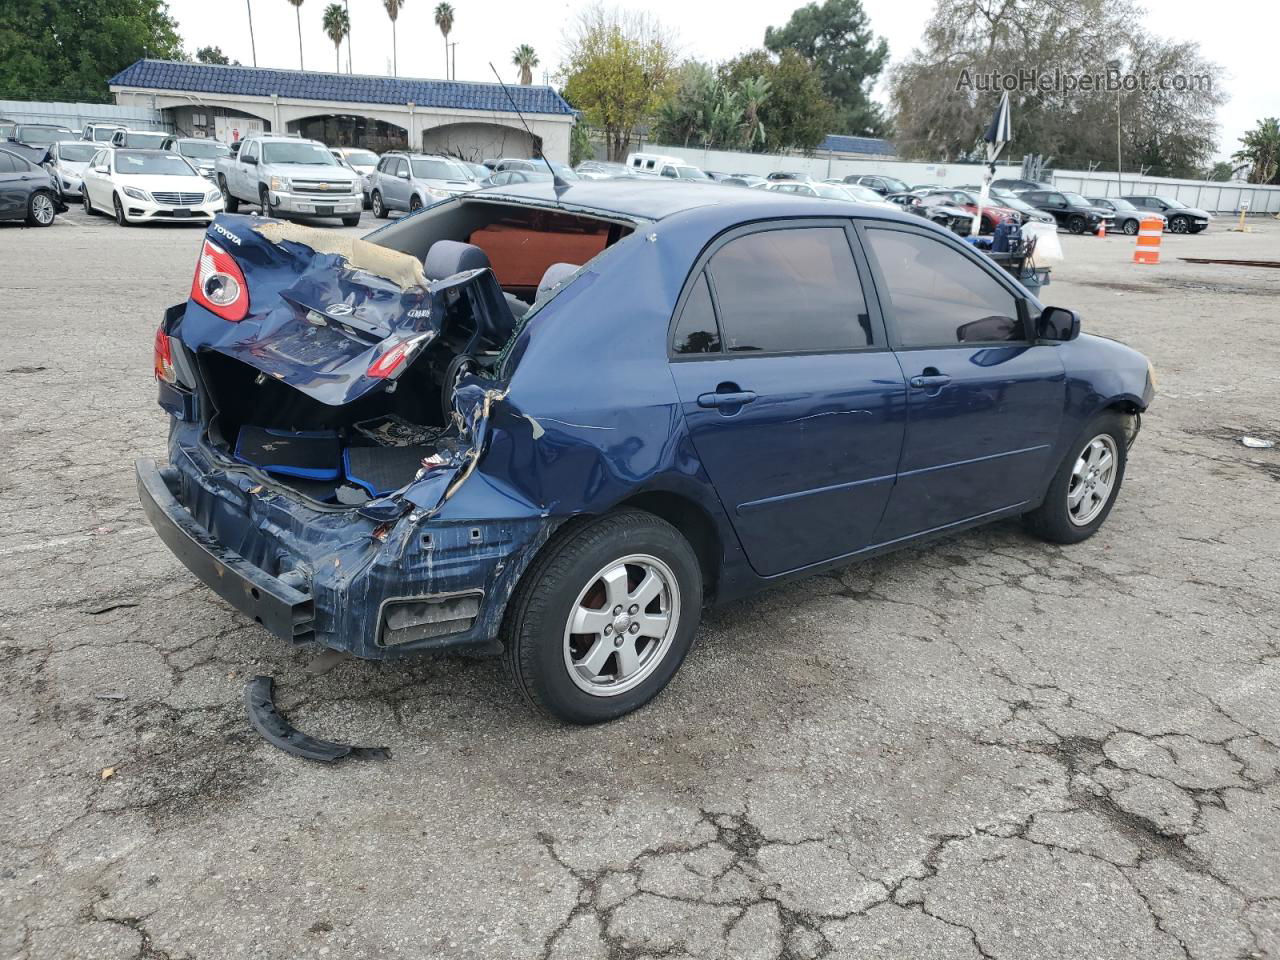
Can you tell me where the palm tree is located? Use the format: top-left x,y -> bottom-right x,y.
384,0 -> 405,77
286,0 -> 305,70
1233,117 -> 1280,185
736,76 -> 770,150
512,44 -> 538,85
433,3 -> 454,80
322,3 -> 350,73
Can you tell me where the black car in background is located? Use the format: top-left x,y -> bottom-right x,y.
1018,189 -> 1113,233
12,123 -> 75,147
847,174 -> 910,195
1086,197 -> 1167,236
0,146 -> 65,226
1121,195 -> 1212,234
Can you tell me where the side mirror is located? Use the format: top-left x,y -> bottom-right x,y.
397,169 -> 410,179
93,164 -> 108,174
243,155 -> 257,165
1037,306 -> 1080,342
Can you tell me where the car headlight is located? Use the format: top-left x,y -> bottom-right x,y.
425,187 -> 448,199
122,186 -> 151,202
206,189 -> 222,203
270,176 -> 290,191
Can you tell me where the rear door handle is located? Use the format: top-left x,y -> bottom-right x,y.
909,374 -> 952,389
697,390 -> 757,409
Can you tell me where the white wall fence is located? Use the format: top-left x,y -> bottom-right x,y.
639,142 -> 1280,215
0,99 -> 170,133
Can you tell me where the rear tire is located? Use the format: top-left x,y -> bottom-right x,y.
218,176 -> 239,213
1024,412 -> 1129,544
371,190 -> 388,219
502,510 -> 703,724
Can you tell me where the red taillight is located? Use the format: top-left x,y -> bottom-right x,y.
367,334 -> 431,380
154,326 -> 176,383
190,237 -> 249,322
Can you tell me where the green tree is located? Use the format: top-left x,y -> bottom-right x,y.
721,48 -> 834,152
322,3 -> 349,73
0,0 -> 184,102
1202,161 -> 1234,182
513,44 -> 539,85
569,120 -> 593,166
433,2 -> 454,79
560,5 -> 678,161
286,0 -> 305,70
383,0 -> 405,76
764,0 -> 888,136
195,46 -> 237,65
1233,118 -> 1280,185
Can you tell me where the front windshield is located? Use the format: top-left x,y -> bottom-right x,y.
674,166 -> 710,180
124,132 -> 169,148
114,151 -> 196,176
411,157 -> 470,180
262,141 -> 337,165
1063,192 -> 1091,205
1154,195 -> 1187,208
343,149 -> 378,166
179,140 -> 230,159
880,177 -> 909,193
811,183 -> 851,199
58,142 -> 98,162
18,126 -> 71,145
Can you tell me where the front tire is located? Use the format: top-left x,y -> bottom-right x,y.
371,190 -> 388,219
1068,215 -> 1086,234
1024,413 -> 1129,544
1170,215 -> 1189,234
113,193 -> 129,226
341,214 -> 361,227
1123,218 -> 1138,236
27,190 -> 57,226
502,510 -> 703,724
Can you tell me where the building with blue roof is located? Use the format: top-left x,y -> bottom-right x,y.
109,59 -> 575,162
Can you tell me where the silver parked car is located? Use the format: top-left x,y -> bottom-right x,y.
45,139 -> 100,199
161,137 -> 232,181
331,147 -> 380,208
369,153 -> 479,218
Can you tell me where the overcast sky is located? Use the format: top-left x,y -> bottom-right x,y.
164,0 -> 1267,161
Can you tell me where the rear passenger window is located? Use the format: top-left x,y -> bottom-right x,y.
0,153 -> 15,173
672,273 -> 720,354
865,228 -> 1023,347
707,227 -> 871,353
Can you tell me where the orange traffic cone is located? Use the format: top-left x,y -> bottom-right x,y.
1096,221 -> 1106,238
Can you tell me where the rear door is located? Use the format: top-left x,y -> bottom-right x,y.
0,152 -> 24,219
668,221 -> 907,577
858,222 -> 1065,541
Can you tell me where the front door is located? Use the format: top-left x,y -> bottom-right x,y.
858,223 -> 1065,542
668,222 -> 907,577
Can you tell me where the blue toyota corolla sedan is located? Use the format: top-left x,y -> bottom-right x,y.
138,179 -> 1154,723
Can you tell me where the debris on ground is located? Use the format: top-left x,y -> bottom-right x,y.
245,675 -> 390,763
94,693 -> 128,701
1241,436 -> 1276,449
100,766 -> 116,780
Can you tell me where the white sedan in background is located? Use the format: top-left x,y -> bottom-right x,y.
82,148 -> 224,226
45,139 -> 99,200
768,179 -> 899,210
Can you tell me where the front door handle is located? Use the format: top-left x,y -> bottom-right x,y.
697,389 -> 757,409
909,372 -> 952,390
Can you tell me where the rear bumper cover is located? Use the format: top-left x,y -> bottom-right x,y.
137,458 -> 316,643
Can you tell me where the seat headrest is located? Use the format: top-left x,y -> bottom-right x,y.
424,240 -> 491,280
536,262 -> 580,302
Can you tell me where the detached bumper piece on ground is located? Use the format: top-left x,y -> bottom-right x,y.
245,675 -> 390,763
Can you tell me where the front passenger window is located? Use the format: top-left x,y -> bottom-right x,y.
865,228 -> 1023,347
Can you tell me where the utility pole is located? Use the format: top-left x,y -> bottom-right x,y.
345,0 -> 352,73
246,0 -> 258,67
448,42 -> 458,80
1108,60 -> 1122,195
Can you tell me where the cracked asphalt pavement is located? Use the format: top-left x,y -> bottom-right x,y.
2,205 -> 1278,959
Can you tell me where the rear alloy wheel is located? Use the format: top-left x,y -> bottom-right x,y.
502,510 -> 703,723
1123,218 -> 1139,236
219,176 -> 239,213
27,190 -> 56,227
1068,215 -> 1086,234
113,193 -> 129,226
1024,412 -> 1129,544
1169,215 -> 1189,234
371,191 -> 388,219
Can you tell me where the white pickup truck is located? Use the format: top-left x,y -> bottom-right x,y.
215,135 -> 362,226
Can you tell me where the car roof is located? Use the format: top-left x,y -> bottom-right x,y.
468,178 -> 920,226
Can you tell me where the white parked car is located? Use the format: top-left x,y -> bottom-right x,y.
81,147 -> 225,226
45,139 -> 99,199
767,179 -> 897,210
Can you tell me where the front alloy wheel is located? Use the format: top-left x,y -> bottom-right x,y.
1169,215 -> 1189,234
113,194 -> 129,226
1067,435 -> 1118,527
1123,218 -> 1139,236
1068,215 -> 1086,234
1024,412 -> 1129,544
